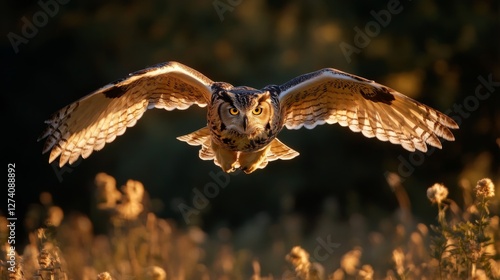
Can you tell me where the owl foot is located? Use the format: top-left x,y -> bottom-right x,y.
211,141 -> 239,173
238,146 -> 271,174
221,162 -> 239,173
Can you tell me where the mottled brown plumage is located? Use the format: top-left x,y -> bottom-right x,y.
39,61 -> 458,173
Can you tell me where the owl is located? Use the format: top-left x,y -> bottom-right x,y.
39,61 -> 458,174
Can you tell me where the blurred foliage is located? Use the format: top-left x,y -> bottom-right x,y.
2,0 -> 499,267
1,175 -> 499,279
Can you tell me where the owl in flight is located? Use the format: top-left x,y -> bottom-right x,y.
39,61 -> 458,174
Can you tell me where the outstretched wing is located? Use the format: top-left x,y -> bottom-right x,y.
39,61 -> 214,167
278,68 -> 458,152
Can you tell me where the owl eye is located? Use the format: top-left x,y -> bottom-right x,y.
229,108 -> 239,115
252,107 -> 263,115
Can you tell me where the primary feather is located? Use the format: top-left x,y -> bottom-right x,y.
278,68 -> 458,153
39,62 -> 213,167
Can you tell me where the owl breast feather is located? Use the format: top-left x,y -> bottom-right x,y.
212,128 -> 276,152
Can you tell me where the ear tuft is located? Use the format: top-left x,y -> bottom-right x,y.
258,91 -> 271,103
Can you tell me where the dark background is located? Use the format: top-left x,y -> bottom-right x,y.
2,0 -> 499,249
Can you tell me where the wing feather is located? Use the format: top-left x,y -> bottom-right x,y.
279,68 -> 458,152
39,61 -> 214,166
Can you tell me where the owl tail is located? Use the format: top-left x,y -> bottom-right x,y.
177,127 -> 210,146
177,127 -> 300,172
176,127 -> 215,161
266,138 -> 300,162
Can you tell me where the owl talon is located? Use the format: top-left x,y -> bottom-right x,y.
238,146 -> 271,174
219,160 -> 239,173
211,140 -> 239,173
222,164 -> 238,173
241,166 -> 257,174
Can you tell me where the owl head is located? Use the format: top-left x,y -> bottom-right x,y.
216,86 -> 276,136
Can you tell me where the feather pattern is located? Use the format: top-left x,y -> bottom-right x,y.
39,62 -> 213,167
39,61 -> 458,173
278,68 -> 458,153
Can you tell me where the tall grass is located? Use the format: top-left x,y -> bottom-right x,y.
1,173 -> 498,279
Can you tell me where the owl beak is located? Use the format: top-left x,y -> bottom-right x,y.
242,116 -> 248,131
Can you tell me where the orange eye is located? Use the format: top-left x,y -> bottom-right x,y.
229,108 -> 239,115
252,107 -> 263,115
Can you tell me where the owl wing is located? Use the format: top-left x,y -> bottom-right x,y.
278,68 -> 459,152
39,61 -> 214,167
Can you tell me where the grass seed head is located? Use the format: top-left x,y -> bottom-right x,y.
427,183 -> 449,204
144,266 -> 167,280
97,271 -> 113,280
474,178 -> 495,198
341,247 -> 362,275
46,206 -> 64,227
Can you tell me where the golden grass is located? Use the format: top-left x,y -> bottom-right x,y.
1,173 -> 499,279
